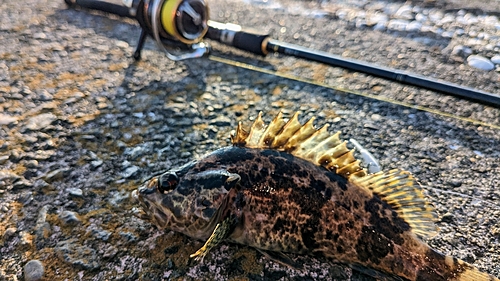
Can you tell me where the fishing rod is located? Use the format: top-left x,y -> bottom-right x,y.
65,0 -> 500,107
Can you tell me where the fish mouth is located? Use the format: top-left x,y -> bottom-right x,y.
130,189 -> 147,219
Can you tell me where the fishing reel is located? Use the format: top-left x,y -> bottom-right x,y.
66,0 -> 210,60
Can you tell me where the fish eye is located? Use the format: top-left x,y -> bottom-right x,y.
158,172 -> 178,193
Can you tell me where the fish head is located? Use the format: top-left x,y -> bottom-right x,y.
132,162 -> 241,239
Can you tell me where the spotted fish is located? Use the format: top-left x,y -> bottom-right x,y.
132,112 -> 498,281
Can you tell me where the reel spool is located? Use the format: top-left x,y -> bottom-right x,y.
128,0 -> 210,60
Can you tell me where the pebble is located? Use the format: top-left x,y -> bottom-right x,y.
406,21 -> 422,32
90,160 -> 103,169
467,55 -> 495,71
387,19 -> 409,31
491,55 -> 500,64
0,155 -> 9,165
0,114 -> 18,125
124,143 -> 153,160
119,231 -> 138,242
25,113 -> 57,131
25,160 -> 39,169
451,45 -> 472,57
108,190 -> 130,207
292,2 -> 500,61
0,170 -> 22,183
55,239 -> 99,270
209,116 -> 232,127
17,191 -> 33,205
24,260 -> 44,281
91,228 -> 111,241
3,227 -> 17,239
447,179 -> 463,188
122,165 -> 139,179
103,245 -> 118,258
67,187 -> 84,197
44,168 -> 69,183
441,212 -> 455,223
59,210 -> 82,225
35,206 -> 51,245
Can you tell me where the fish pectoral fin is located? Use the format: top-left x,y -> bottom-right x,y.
351,169 -> 439,238
256,249 -> 301,270
190,215 -> 237,261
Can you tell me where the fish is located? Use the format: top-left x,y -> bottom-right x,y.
131,111 -> 499,281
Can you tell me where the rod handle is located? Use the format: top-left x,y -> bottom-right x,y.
206,21 -> 269,56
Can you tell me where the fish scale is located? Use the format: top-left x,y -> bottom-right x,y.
132,112 -> 499,281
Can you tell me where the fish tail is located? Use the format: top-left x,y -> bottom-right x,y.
417,249 -> 499,281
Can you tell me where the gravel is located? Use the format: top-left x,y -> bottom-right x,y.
23,260 -> 44,281
0,0 -> 499,280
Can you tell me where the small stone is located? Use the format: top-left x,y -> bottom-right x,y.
394,5 -> 413,20
441,212 -> 455,223
108,190 -> 130,207
166,258 -> 175,270
92,229 -> 111,241
13,179 -> 32,190
33,179 -> 50,189
370,114 -> 382,121
4,227 -> 17,239
387,19 -> 409,31
447,179 -> 463,188
90,160 -> 103,170
115,40 -> 129,49
33,32 -> 46,39
55,238 -> 99,269
103,245 -> 118,258
491,55 -> 500,64
0,170 -> 21,183
24,260 -> 44,281
35,205 -> 50,240
44,168 -> 69,183
406,21 -> 422,32
364,122 -> 380,130
18,191 -> 33,205
467,55 -> 495,71
0,155 -> 9,165
366,13 -> 388,27
451,45 -> 472,57
20,231 -> 33,246
119,231 -> 137,242
25,160 -> 39,168
209,116 -> 232,127
26,113 -> 57,131
67,187 -> 83,197
122,166 -> 139,179
0,114 -> 18,125
32,150 -> 55,160
59,210 -> 81,225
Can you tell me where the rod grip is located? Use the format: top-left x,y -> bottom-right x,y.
206,21 -> 269,56
232,31 -> 268,56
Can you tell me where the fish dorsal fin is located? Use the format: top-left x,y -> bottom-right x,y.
231,111 -> 367,181
352,169 -> 439,238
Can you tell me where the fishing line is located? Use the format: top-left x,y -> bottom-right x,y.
208,55 -> 500,131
